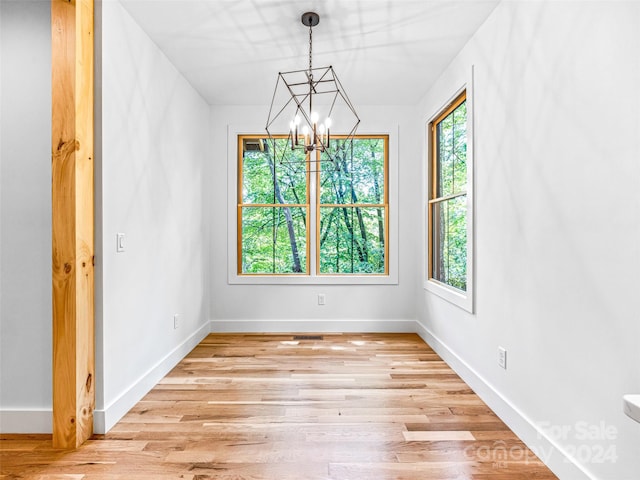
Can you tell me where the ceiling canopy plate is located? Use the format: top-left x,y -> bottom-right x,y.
301,12 -> 320,27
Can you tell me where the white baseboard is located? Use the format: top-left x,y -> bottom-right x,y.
415,319 -> 593,480
93,321 -> 211,434
210,318 -> 416,333
0,409 -> 51,434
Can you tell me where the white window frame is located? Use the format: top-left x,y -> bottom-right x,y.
227,123 -> 399,285
424,67 -> 474,312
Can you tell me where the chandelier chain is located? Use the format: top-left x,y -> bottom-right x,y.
308,24 -> 313,77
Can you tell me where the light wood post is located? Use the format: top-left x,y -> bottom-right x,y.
51,0 -> 95,449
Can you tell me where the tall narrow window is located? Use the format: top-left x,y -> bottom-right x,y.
318,137 -> 388,275
238,134 -> 388,277
429,92 -> 467,291
238,136 -> 309,274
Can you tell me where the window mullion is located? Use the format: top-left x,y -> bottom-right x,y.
429,191 -> 467,204
310,157 -> 317,276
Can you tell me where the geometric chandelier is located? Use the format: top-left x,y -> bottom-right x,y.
266,12 -> 360,170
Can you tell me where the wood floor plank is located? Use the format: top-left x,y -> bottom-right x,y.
0,333 -> 557,479
403,431 -> 476,441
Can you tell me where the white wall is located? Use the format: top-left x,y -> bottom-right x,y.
417,2 -> 640,479
209,105 -> 422,332
0,0 -> 53,432
95,0 -> 211,432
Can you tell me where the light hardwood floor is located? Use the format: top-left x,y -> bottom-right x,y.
1,333 -> 558,479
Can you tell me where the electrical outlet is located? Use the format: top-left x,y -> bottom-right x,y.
116,233 -> 126,252
173,314 -> 180,330
317,294 -> 326,306
498,346 -> 507,369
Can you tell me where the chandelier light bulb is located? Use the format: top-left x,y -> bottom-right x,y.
310,111 -> 319,124
325,117 -> 332,129
294,115 -> 301,126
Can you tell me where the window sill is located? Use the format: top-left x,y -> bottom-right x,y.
229,274 -> 398,285
423,278 -> 473,313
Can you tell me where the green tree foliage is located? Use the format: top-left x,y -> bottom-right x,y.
319,138 -> 386,274
241,139 -> 307,274
437,102 -> 467,197
242,206 -> 307,273
433,196 -> 466,290
240,136 -> 387,275
433,101 -> 467,291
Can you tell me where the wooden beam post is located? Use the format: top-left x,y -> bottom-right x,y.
51,0 -> 95,449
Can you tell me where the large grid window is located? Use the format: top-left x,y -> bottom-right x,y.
429,92 -> 468,291
238,135 -> 388,276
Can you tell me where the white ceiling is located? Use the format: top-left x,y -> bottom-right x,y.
118,0 -> 500,106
